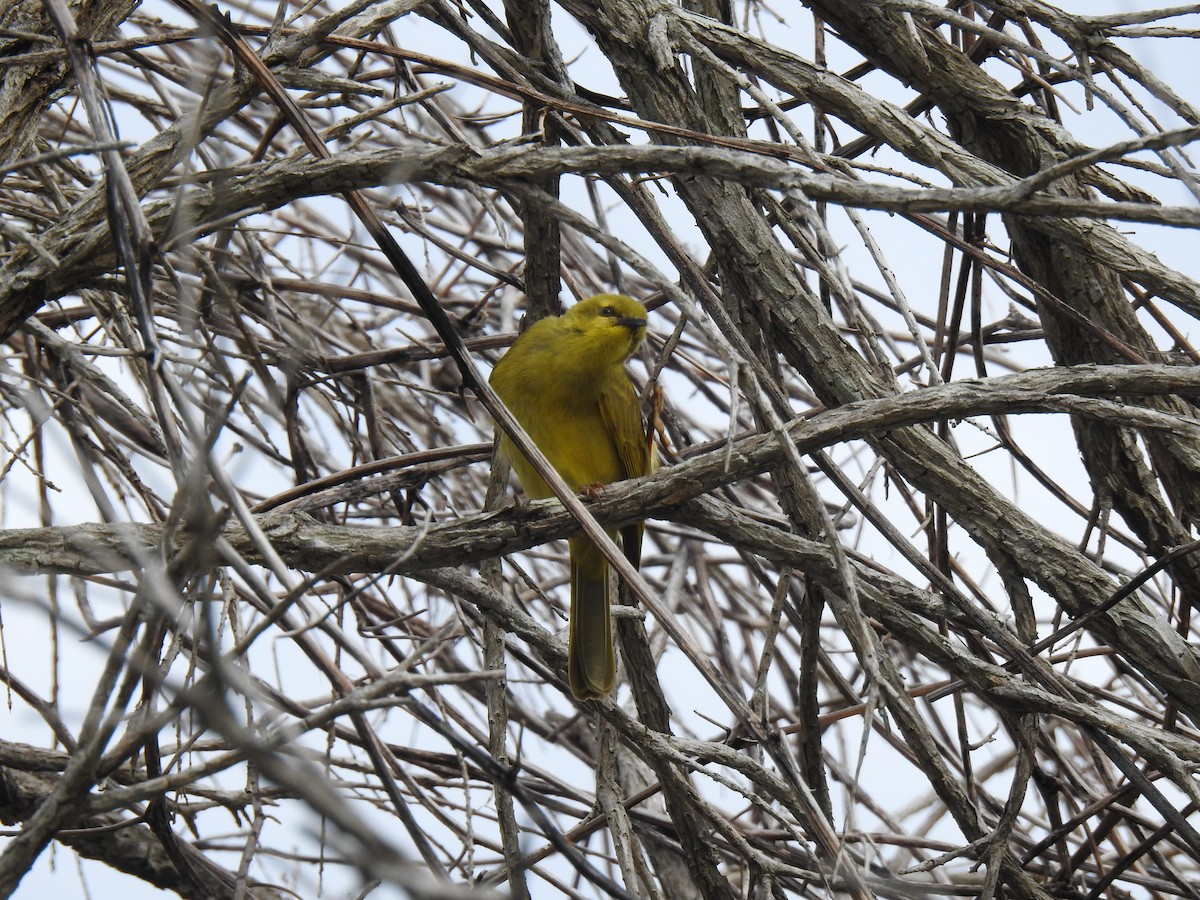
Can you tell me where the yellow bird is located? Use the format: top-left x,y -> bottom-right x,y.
490,294 -> 654,700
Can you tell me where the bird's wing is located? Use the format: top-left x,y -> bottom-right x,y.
600,375 -> 651,570
599,378 -> 649,480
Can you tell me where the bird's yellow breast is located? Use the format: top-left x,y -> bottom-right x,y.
489,295 -> 648,499
497,383 -> 627,498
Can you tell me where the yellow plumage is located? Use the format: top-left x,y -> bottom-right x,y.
490,294 -> 653,700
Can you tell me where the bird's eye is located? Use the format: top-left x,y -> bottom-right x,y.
599,305 -> 616,317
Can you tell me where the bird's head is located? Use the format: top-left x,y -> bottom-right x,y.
562,294 -> 649,363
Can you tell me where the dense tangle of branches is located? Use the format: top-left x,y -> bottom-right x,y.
1,1 -> 1200,897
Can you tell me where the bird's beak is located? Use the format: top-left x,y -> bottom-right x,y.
618,316 -> 647,331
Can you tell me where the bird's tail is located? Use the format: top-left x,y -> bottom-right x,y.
568,535 -> 616,700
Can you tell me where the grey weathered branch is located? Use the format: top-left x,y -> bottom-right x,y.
3,364 -> 1196,577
